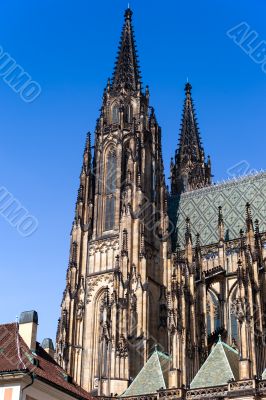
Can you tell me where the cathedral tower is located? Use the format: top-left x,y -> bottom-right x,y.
56,8 -> 170,396
170,82 -> 211,195
55,8 -> 266,399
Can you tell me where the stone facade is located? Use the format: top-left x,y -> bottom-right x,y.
55,8 -> 266,400
56,8 -> 169,396
100,380 -> 266,400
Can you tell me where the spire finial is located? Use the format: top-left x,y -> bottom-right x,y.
255,219 -> 260,235
112,7 -> 140,92
124,7 -> 133,20
218,206 -> 224,225
185,81 -> 192,95
185,217 -> 191,233
196,232 -> 200,247
185,217 -> 192,245
245,202 -> 252,222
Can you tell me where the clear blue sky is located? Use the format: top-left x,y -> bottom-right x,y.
0,0 -> 266,343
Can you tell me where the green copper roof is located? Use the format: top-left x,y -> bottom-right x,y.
121,350 -> 171,397
190,338 -> 239,389
171,172 -> 266,247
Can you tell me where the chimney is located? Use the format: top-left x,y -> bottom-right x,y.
19,310 -> 38,352
41,338 -> 55,358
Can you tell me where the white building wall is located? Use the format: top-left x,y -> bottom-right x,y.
22,379 -> 80,400
0,384 -> 21,400
0,380 -> 81,400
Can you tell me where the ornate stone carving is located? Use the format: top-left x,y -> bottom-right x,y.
86,273 -> 113,303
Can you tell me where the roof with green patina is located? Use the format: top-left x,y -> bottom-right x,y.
121,350 -> 171,397
190,338 -> 239,389
169,172 -> 266,248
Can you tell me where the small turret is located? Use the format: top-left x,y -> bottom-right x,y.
185,217 -> 193,264
245,202 -> 255,252
218,206 -> 224,242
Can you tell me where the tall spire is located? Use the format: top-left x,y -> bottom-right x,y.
111,8 -> 141,92
170,82 -> 212,195
179,82 -> 203,162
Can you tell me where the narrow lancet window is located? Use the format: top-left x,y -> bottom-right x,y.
104,150 -> 116,231
112,104 -> 119,123
230,288 -> 239,344
207,291 -> 220,335
125,104 -> 133,123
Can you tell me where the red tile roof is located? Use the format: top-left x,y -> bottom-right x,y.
0,323 -> 92,400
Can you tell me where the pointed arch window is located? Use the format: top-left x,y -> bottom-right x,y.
207,290 -> 221,335
106,151 -> 116,194
230,288 -> 239,344
105,197 -> 115,231
112,104 -> 119,123
104,150 -> 116,231
94,290 -> 111,382
230,313 -> 238,342
125,104 -> 133,123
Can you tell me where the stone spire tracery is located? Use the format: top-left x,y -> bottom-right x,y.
56,8 -> 169,396
171,82 -> 212,195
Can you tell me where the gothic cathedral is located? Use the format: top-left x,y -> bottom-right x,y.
56,9 -> 266,399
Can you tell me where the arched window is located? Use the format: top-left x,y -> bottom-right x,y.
104,150 -> 116,231
93,290 -> 111,382
125,104 -> 133,123
211,291 -> 221,331
230,313 -> 238,342
106,151 -> 116,194
230,287 -> 239,344
105,197 -> 115,231
207,304 -> 211,336
207,290 -> 220,335
112,104 -> 119,123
